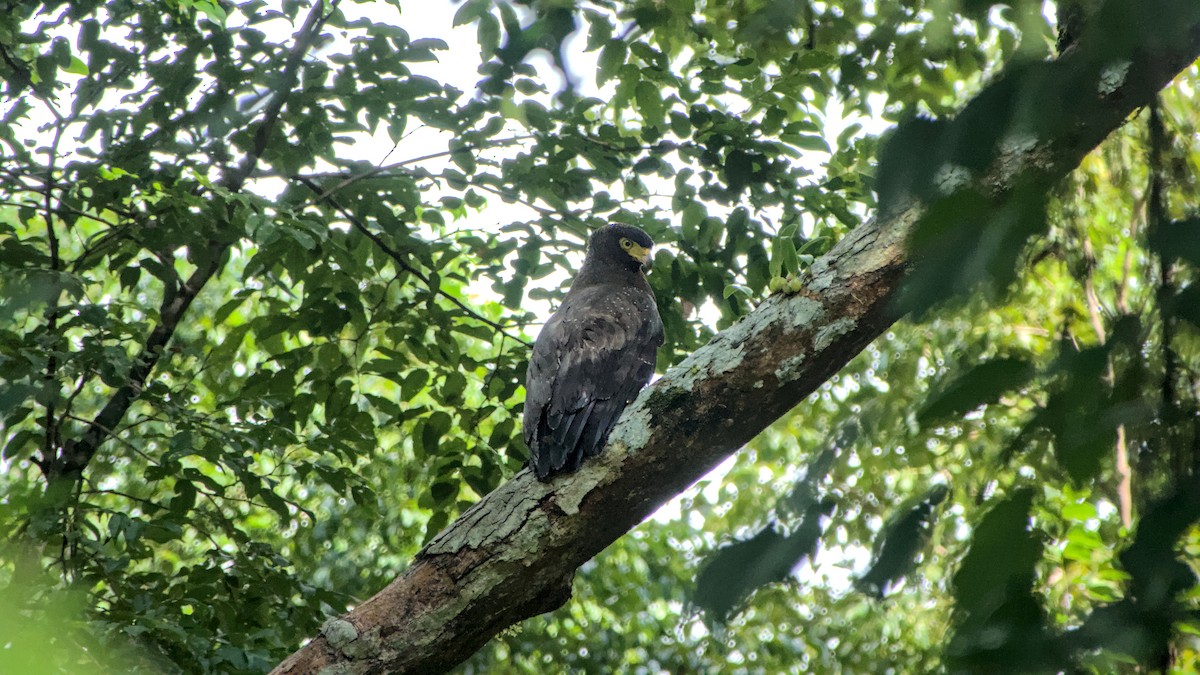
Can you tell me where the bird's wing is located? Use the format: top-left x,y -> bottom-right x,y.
524,285 -> 661,479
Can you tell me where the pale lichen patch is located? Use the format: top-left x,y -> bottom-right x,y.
784,294 -> 823,331
424,480 -> 546,554
555,469 -> 604,515
606,398 -> 654,453
660,330 -> 748,393
853,205 -> 917,275
508,508 -> 551,559
814,317 -> 858,353
322,618 -> 359,650
806,269 -> 833,292
748,293 -> 822,333
474,494 -> 544,549
1098,61 -> 1132,96
933,163 -> 971,194
774,354 -> 807,382
341,627 -> 381,659
999,132 -> 1039,157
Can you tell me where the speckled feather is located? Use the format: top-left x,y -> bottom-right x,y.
523,226 -> 663,481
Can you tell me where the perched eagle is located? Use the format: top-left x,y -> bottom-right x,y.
523,224 -> 664,481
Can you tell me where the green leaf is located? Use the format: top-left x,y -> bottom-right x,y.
478,13 -> 501,57
635,80 -> 664,127
681,201 -> 705,243
1169,284 -> 1200,327
856,485 -> 949,599
191,0 -> 227,25
64,56 -> 89,76
34,55 -> 57,86
723,284 -> 750,299
692,499 -> 834,620
461,466 -> 494,497
784,134 -> 830,152
423,411 -> 452,455
402,370 -> 429,401
453,0 -> 489,26
450,142 -> 477,174
1147,217 -> 1200,266
598,40 -> 626,85
2,429 -> 36,461
952,489 -> 1040,611
769,235 -> 784,278
917,358 -> 1035,426
441,371 -> 467,402
669,111 -> 690,138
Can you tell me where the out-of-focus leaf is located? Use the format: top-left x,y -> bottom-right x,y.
1147,217 -> 1200,267
947,489 -> 1055,669
856,484 -> 949,599
692,499 -> 835,621
917,357 -> 1034,426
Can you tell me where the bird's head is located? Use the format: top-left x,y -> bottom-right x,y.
588,224 -> 655,272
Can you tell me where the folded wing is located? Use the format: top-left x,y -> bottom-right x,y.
524,285 -> 662,480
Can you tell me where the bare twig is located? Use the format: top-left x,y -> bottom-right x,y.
81,488 -> 226,550
52,374 -> 91,450
1080,233 -> 1133,528
292,135 -> 536,202
62,414 -> 157,465
467,178 -> 558,217
0,199 -> 123,230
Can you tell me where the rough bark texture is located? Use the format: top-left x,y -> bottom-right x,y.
274,4 -> 1200,673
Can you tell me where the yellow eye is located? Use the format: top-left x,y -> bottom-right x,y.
620,238 -> 633,249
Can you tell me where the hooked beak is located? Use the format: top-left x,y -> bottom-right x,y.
629,243 -> 652,269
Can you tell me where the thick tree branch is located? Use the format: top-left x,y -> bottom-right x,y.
274,2 -> 1200,672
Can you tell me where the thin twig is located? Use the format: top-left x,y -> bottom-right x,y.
81,488 -> 226,550
63,414 -> 157,465
52,373 -> 91,450
0,199 -> 123,230
1080,232 -> 1133,528
467,178 -> 559,217
294,135 -> 536,202
295,175 -> 532,347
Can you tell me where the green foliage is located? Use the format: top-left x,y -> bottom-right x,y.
2,0 -> 1200,672
918,357 -> 1034,426
856,483 -> 949,599
0,583 -> 158,673
692,497 -> 835,620
947,488 -> 1052,669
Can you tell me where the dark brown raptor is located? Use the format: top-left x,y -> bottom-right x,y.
523,224 -> 664,481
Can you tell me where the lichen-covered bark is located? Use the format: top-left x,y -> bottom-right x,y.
273,6 -> 1200,674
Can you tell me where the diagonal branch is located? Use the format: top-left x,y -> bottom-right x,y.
272,1 -> 1200,672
